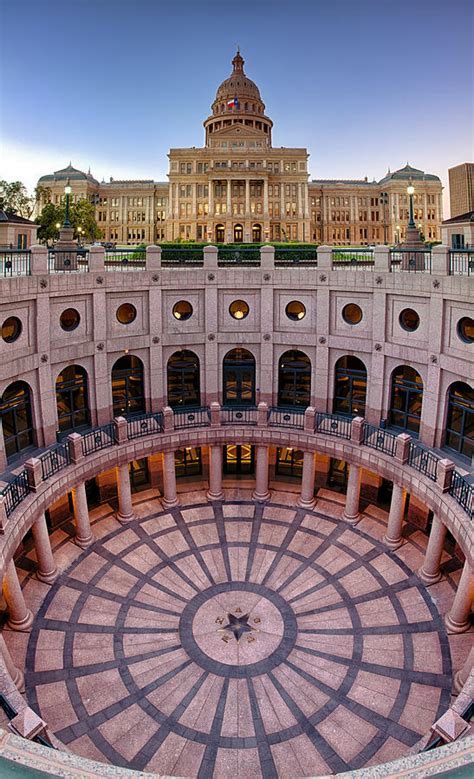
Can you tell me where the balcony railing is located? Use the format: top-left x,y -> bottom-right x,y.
0,250 -> 31,277
1,470 -> 29,516
104,248 -> 146,271
332,249 -> 374,270
390,249 -> 432,273
127,412 -> 164,440
39,442 -> 71,480
449,249 -> 474,276
274,246 -> 318,266
173,406 -> 211,429
81,424 -> 115,456
314,412 -> 351,439
48,249 -> 89,273
161,246 -> 204,266
363,423 -> 397,456
217,246 -> 261,266
408,441 -> 439,481
268,406 -> 305,429
221,405 -> 258,425
449,471 -> 473,517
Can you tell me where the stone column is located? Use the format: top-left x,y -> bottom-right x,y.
207,445 -> 224,501
72,482 -> 94,548
445,560 -> 473,634
418,515 -> 447,585
343,464 -> 361,524
116,463 -> 135,524
297,451 -> 316,509
31,513 -> 58,584
454,647 -> 474,693
0,634 -> 24,692
3,561 -> 33,632
226,179 -> 232,214
383,484 -> 406,550
263,178 -> 269,215
245,178 -> 250,214
252,445 -> 270,503
162,450 -> 179,508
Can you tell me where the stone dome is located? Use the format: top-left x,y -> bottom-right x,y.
38,163 -> 98,185
214,50 -> 263,106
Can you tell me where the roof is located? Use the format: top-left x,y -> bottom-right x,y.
311,179 -> 371,185
378,163 -> 441,184
214,50 -> 263,107
0,210 -> 36,225
38,163 -> 99,185
442,210 -> 474,225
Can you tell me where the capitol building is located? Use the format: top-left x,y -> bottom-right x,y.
36,50 -> 443,246
0,50 -> 472,779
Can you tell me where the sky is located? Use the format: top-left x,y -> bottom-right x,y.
1,0 -> 473,216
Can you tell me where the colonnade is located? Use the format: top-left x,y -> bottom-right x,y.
1,444 -> 472,695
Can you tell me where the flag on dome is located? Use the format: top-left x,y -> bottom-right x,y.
227,97 -> 239,109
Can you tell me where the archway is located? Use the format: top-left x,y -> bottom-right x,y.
444,381 -> 473,460
55,365 -> 90,434
252,223 -> 262,243
111,355 -> 145,417
167,351 -> 201,408
215,224 -> 225,243
333,356 -> 367,417
233,223 -> 243,242
388,365 -> 423,435
0,380 -> 35,461
278,350 -> 311,407
223,348 -> 256,406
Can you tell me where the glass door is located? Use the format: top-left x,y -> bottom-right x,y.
224,444 -> 255,475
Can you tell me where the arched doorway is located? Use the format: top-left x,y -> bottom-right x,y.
167,350 -> 201,408
444,381 -> 473,460
223,348 -> 256,406
233,224 -> 243,242
215,224 -> 225,243
56,365 -> 90,435
278,350 -> 311,407
252,223 -> 262,243
111,355 -> 145,417
333,356 -> 367,417
388,365 -> 423,435
0,380 -> 35,461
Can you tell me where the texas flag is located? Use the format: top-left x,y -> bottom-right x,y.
227,97 -> 240,109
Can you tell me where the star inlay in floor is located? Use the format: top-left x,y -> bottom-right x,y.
220,612 -> 256,642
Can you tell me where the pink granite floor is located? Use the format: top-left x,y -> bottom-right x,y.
3,486 -> 471,778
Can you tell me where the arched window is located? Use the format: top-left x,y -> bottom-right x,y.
388,365 -> 423,435
223,348 -> 256,406
444,381 -> 473,460
333,356 -> 367,417
234,223 -> 243,242
278,350 -> 311,408
0,381 -> 35,461
111,355 -> 145,417
215,224 -> 225,243
56,365 -> 90,434
167,351 -> 200,408
252,224 -> 262,243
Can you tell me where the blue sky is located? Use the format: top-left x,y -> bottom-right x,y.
1,0 -> 473,215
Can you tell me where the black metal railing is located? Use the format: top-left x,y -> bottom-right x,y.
408,441 -> 439,481
221,405 -> 258,425
1,471 -> 30,517
160,246 -> 204,266
390,249 -> 432,273
274,246 -> 318,266
1,250 -> 31,277
449,249 -> 474,276
39,443 -> 71,480
174,406 -> 210,429
217,246 -> 261,266
268,406 -> 305,429
314,412 -> 352,439
104,248 -> 146,271
127,412 -> 164,440
332,249 -> 374,270
47,249 -> 89,273
363,423 -> 397,456
81,423 -> 115,455
449,471 -> 473,519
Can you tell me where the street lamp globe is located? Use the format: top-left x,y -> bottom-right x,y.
407,184 -> 415,196
64,184 -> 72,196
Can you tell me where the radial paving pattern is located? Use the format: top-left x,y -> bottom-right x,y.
26,500 -> 452,778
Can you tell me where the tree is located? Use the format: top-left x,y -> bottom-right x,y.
70,199 -> 102,242
35,198 -> 102,244
0,180 -> 35,218
35,202 -> 63,244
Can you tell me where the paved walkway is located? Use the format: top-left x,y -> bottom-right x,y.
11,488 -> 461,778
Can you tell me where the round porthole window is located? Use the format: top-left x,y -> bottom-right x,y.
399,308 -> 420,332
229,300 -> 249,320
60,308 -> 80,332
173,301 -> 193,320
1,316 -> 22,343
457,317 -> 474,344
285,301 -> 306,321
342,303 -> 363,325
116,303 -> 137,324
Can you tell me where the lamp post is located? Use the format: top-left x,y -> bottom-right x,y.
77,226 -> 83,247
63,181 -> 72,228
407,183 -> 416,230
380,191 -> 389,244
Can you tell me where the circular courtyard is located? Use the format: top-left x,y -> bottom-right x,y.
25,498 -> 452,778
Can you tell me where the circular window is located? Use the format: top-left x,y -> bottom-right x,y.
60,308 -> 80,332
285,301 -> 306,321
342,303 -> 363,325
229,300 -> 249,320
399,308 -> 420,332
173,301 -> 193,320
116,303 -> 137,325
457,317 -> 474,344
1,316 -> 22,343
